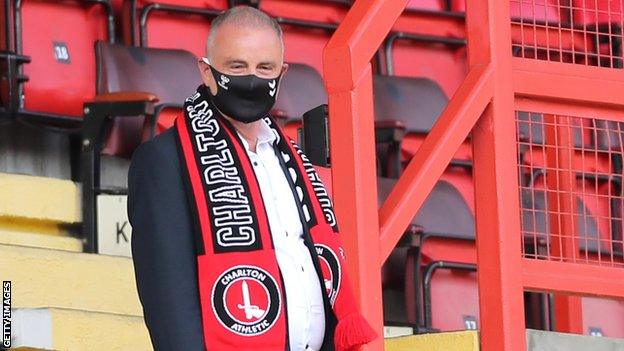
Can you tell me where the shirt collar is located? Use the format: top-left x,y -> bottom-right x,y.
236,118 -> 278,152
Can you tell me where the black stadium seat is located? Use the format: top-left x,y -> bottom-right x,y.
372,74 -> 472,197
95,41 -> 200,156
81,41 -> 199,252
271,63 -> 328,140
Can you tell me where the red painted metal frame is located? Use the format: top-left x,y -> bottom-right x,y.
324,0 -> 624,350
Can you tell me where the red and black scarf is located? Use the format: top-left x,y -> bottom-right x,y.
174,85 -> 377,351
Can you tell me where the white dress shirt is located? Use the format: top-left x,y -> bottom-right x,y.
236,119 -> 326,351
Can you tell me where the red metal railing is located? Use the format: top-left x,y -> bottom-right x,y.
324,0 -> 624,350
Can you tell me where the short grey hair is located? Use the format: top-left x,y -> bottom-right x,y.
206,6 -> 284,59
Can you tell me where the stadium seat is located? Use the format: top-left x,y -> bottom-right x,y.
412,180 -> 477,331
378,175 -> 478,331
582,297 -> 624,338
524,170 -> 615,257
258,0 -> 346,73
95,41 -> 200,157
571,0 -> 623,26
570,0 -> 623,67
382,34 -> 468,98
272,63 -> 328,141
508,1 -> 612,65
593,120 -> 624,152
10,0 -> 114,120
516,112 -> 586,148
257,0 -> 346,25
406,0 -> 447,12
510,0 -> 567,24
373,75 -> 472,172
121,0 -> 227,56
80,41 -> 199,252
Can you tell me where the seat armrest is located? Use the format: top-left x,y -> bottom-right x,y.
93,91 -> 159,103
84,91 -> 159,117
375,119 -> 406,143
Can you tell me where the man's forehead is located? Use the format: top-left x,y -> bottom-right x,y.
209,24 -> 283,63
217,21 -> 278,40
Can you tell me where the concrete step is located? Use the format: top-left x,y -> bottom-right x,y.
527,329 -> 624,351
0,230 -> 82,252
385,331 -> 479,351
10,307 -> 151,351
0,243 -> 142,316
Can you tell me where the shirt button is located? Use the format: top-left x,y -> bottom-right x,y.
253,161 -> 258,166
301,266 -> 304,272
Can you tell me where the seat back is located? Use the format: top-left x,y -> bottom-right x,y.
385,39 -> 468,98
259,0 -> 347,73
122,0 -> 226,56
273,63 -> 327,122
273,63 -> 327,140
416,180 -> 475,239
593,120 -> 624,151
582,297 -> 624,338
517,112 -> 585,147
572,0 -> 623,26
18,0 -> 112,117
510,0 -> 569,24
373,75 -> 448,133
428,267 -> 479,331
406,0 -> 446,11
96,41 -> 200,156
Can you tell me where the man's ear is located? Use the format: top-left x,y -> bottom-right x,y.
280,63 -> 289,78
277,63 -> 289,86
197,58 -> 217,95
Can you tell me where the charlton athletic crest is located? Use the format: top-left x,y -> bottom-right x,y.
212,265 -> 281,336
315,244 -> 341,306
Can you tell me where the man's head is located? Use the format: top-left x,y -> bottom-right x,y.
198,6 -> 288,96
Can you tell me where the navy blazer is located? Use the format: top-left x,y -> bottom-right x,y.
128,128 -> 207,350
127,127 -> 337,351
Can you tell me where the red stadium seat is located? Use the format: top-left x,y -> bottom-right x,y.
582,297 -> 624,338
15,0 -> 113,119
572,0 -> 623,26
258,0 -> 348,73
384,37 -> 468,98
510,0 -> 568,24
508,1 -> 612,65
450,0 -> 464,12
378,175 -> 478,331
571,0 -> 623,67
524,171 -> 616,257
406,0 -> 447,12
412,180 -> 477,331
257,0 -> 346,24
121,0 -> 227,56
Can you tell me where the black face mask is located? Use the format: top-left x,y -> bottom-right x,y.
207,64 -> 281,124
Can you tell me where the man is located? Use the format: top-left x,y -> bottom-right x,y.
128,6 -> 375,351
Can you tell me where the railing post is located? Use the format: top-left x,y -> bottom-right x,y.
467,0 -> 527,350
543,114 -> 585,334
324,1 -> 411,349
